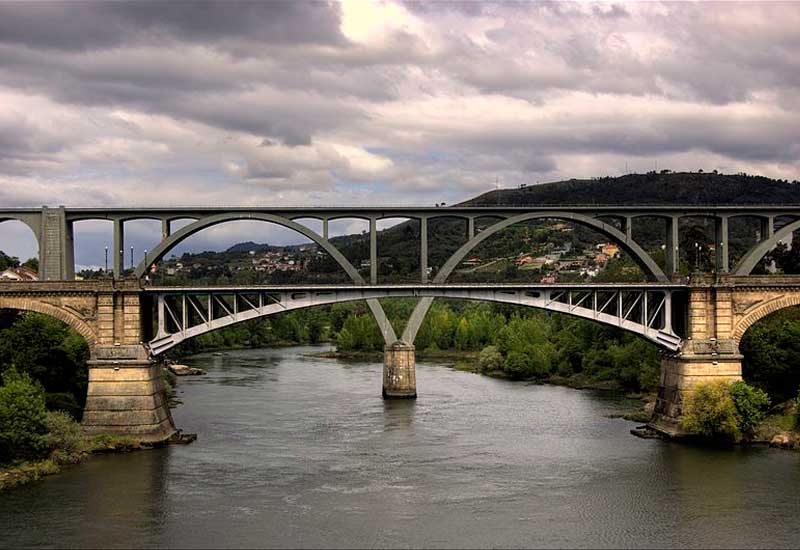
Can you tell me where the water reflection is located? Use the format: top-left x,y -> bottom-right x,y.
1,345 -> 799,549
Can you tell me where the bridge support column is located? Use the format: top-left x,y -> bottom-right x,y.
649,279 -> 742,435
649,340 -> 742,436
382,341 -> 417,399
83,344 -> 176,442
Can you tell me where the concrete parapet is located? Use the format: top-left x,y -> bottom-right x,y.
83,344 -> 176,443
382,341 -> 417,399
649,338 -> 743,437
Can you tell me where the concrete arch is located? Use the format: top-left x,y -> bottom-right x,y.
400,211 -> 668,343
135,212 -> 397,343
732,294 -> 800,341
0,214 -> 42,245
0,296 -> 97,347
734,218 -> 800,275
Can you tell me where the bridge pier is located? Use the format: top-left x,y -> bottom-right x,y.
83,345 -> 176,442
650,340 -> 743,436
382,341 -> 417,399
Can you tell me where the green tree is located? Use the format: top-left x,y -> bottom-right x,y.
0,369 -> 49,463
681,380 -> 741,441
730,380 -> 770,434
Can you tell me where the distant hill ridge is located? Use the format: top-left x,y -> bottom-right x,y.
463,172 -> 800,206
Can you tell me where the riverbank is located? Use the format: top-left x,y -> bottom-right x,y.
0,434 -> 146,492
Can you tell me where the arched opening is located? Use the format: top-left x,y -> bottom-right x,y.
448,216 -> 648,284
677,216 -> 716,273
0,219 -> 40,279
0,307 -> 91,420
71,219 -> 113,279
739,304 -> 800,404
146,219 -> 351,287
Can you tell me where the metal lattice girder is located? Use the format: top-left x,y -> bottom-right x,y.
146,283 -> 683,356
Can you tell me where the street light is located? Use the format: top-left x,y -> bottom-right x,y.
130,245 -> 134,270
104,246 -> 108,274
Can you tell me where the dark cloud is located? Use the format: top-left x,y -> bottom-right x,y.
0,1 -> 345,51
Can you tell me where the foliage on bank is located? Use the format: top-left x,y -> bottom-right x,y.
0,311 -> 89,419
681,380 -> 771,442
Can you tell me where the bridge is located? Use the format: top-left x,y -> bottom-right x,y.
1,204 -> 800,440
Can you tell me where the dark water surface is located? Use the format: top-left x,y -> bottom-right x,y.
1,345 -> 799,549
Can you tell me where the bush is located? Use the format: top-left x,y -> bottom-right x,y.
681,380 -> 741,441
682,380 -> 771,441
478,346 -> 503,373
730,380 -> 770,434
0,369 -> 49,463
44,411 -> 86,465
503,351 -> 531,380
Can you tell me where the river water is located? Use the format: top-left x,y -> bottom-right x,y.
1,345 -> 799,549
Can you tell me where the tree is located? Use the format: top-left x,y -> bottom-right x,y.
730,380 -> 770,434
0,368 -> 49,463
681,380 -> 740,441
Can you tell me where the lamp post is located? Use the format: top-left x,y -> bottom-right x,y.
104,246 -> 108,275
130,245 -> 134,270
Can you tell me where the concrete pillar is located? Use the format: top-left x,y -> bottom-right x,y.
649,280 -> 742,436
83,344 -> 176,443
715,216 -> 729,273
420,217 -> 428,283
759,216 -> 774,241
39,206 -> 74,281
161,219 -> 171,239
650,340 -> 742,437
623,216 -> 633,241
382,341 -> 417,399
113,219 -> 124,279
666,216 -> 680,276
369,217 -> 377,284
467,217 -> 475,240
322,218 -> 329,240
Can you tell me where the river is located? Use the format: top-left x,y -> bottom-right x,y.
1,345 -> 798,549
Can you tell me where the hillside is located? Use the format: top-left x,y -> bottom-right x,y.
464,172 -> 800,206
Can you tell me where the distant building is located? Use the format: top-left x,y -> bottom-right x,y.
597,243 -> 620,258
0,266 -> 38,281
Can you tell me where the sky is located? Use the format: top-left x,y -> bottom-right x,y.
0,1 -> 799,266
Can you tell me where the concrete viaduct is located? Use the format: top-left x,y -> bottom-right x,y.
1,204 -> 799,440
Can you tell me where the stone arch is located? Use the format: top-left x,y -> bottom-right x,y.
134,212 -> 397,343
0,296 -> 97,348
734,218 -> 800,275
401,211 -> 667,343
732,293 -> 800,341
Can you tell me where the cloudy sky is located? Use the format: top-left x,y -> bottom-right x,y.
1,1 -> 799,265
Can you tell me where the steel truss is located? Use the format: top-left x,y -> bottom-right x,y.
147,284 -> 682,355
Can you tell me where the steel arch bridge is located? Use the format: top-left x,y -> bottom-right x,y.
145,283 -> 684,355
